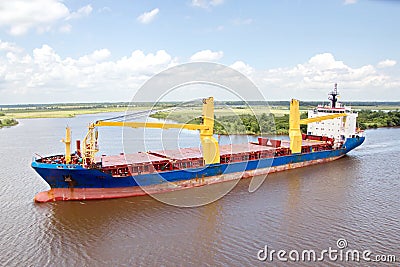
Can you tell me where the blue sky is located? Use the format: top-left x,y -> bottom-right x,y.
0,0 -> 399,104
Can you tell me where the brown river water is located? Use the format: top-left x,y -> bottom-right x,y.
0,113 -> 399,266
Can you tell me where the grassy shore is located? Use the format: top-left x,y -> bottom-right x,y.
2,107 -> 134,119
0,113 -> 18,128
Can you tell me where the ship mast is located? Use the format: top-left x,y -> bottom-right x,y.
328,83 -> 339,108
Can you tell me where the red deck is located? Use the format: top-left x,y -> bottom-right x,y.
219,143 -> 276,155
98,138 -> 331,168
149,147 -> 203,160
74,135 -> 336,178
100,152 -> 167,167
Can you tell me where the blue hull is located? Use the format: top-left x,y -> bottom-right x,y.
32,137 -> 365,189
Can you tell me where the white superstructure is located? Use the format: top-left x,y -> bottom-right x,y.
306,84 -> 360,144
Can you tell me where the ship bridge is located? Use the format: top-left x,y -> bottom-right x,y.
306,84 -> 359,142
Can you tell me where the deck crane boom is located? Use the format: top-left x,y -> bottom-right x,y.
79,97 -> 220,166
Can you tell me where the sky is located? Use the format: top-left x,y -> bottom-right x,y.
0,0 -> 399,104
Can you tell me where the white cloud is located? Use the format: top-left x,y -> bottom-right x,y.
377,59 -> 396,68
252,53 -> 400,100
230,61 -> 254,76
76,49 -> 111,66
59,24 -> 72,33
67,4 -> 93,20
190,50 -> 223,61
191,0 -> 224,9
137,8 -> 159,24
344,0 -> 357,5
211,0 -> 224,6
0,44 -> 177,103
0,40 -> 22,53
0,46 -> 399,103
0,1 -> 92,35
307,53 -> 347,69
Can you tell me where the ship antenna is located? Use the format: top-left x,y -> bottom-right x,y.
328,83 -> 339,108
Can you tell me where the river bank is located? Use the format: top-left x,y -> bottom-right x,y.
2,107 -> 131,119
2,104 -> 400,134
0,117 -> 18,128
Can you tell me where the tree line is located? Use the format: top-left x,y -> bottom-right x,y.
358,110 -> 400,129
151,112 -> 308,135
151,109 -> 400,135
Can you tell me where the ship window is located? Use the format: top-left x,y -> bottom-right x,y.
144,165 -> 149,172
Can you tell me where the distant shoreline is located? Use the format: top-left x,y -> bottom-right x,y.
1,104 -> 399,133
1,107 -> 129,119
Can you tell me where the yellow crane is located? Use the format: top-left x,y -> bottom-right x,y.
61,126 -> 71,164
289,99 -> 348,154
79,97 -> 220,166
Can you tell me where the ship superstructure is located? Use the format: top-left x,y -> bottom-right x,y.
307,84 -> 361,148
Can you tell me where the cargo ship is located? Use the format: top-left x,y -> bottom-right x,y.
32,84 -> 365,202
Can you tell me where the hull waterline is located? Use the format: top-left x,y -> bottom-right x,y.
34,154 -> 346,202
